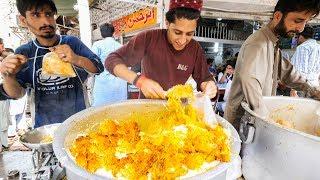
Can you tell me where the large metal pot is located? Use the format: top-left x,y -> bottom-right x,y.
240,96 -> 320,180
53,99 -> 241,180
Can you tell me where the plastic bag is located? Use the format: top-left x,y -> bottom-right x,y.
42,52 -> 76,77
192,93 -> 218,128
315,108 -> 320,136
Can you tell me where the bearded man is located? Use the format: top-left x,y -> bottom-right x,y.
224,0 -> 320,130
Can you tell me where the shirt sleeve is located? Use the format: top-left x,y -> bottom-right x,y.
105,31 -> 151,75
279,55 -> 312,91
290,46 -> 310,74
0,84 -> 12,100
192,44 -> 214,91
279,56 -> 320,99
14,46 -> 31,89
238,44 -> 269,118
69,36 -> 104,78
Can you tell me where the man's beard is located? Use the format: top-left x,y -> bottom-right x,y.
39,25 -> 56,39
274,17 -> 299,38
40,33 -> 55,39
26,21 -> 56,39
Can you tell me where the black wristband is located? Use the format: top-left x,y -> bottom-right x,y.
132,74 -> 141,86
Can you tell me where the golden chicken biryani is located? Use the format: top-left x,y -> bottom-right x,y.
70,85 -> 231,179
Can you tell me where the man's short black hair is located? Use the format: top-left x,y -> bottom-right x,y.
274,0 -> 320,17
226,60 -> 236,69
207,58 -> 214,65
100,23 -> 115,38
16,0 -> 57,17
300,26 -> 315,39
0,38 -> 3,44
166,7 -> 201,23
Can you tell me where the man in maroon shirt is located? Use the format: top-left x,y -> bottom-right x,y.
106,0 -> 217,99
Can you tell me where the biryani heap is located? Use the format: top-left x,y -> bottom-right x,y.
70,85 -> 231,179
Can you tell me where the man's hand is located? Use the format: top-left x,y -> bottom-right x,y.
136,76 -> 166,99
225,69 -> 231,75
50,45 -> 78,65
290,89 -> 298,97
200,81 -> 217,99
310,87 -> 320,101
0,54 -> 27,99
0,54 -> 27,77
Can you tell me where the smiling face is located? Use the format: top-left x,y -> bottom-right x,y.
19,4 -> 57,39
273,11 -> 315,38
166,18 -> 197,51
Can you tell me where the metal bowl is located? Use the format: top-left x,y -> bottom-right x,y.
20,123 -> 61,152
53,99 -> 241,179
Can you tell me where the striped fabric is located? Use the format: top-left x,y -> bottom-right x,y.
291,39 -> 320,87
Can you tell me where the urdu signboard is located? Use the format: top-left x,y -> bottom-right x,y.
112,7 -> 157,37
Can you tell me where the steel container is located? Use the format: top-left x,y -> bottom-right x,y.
53,99 -> 240,179
241,96 -> 320,180
20,123 -> 61,152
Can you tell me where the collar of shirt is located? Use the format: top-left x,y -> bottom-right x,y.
261,25 -> 279,46
103,37 -> 115,41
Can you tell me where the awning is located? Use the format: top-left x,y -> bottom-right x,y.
203,0 -> 320,22
53,0 -> 77,16
53,0 -> 95,16
204,0 -> 276,13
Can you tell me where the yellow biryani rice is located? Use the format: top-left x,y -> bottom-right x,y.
69,84 -> 231,179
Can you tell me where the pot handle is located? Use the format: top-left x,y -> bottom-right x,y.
241,102 -> 261,118
240,102 -> 256,144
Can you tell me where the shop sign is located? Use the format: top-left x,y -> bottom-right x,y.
112,7 -> 157,37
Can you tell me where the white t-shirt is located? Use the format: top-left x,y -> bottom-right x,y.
218,72 -> 232,83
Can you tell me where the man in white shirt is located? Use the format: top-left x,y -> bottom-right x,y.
291,26 -> 320,86
91,23 -> 127,106
291,26 -> 320,96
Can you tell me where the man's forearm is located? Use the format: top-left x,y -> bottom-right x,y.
3,76 -> 25,99
74,55 -> 98,73
113,64 -> 138,84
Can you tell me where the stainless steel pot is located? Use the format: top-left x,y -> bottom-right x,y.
53,99 -> 241,180
240,96 -> 320,180
20,123 -> 61,152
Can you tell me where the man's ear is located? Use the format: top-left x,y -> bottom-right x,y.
19,15 -> 27,27
165,20 -> 169,28
273,11 -> 283,24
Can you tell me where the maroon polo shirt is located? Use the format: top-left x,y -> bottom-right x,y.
106,29 -> 212,92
